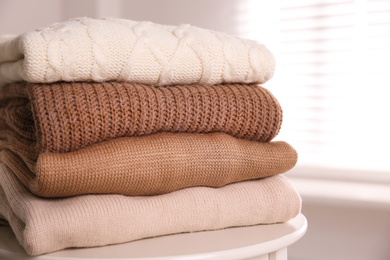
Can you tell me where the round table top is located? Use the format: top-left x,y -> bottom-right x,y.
0,214 -> 307,260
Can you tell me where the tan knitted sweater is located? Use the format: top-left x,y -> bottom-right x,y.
0,132 -> 297,197
0,163 -> 302,256
0,82 -> 282,153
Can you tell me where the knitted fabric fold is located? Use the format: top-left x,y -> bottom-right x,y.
0,82 -> 283,153
0,132 -> 297,197
0,163 -> 302,256
0,17 -> 275,87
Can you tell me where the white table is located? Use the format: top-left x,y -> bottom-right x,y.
0,214 -> 307,260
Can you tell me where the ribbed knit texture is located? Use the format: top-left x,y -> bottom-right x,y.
0,17 -> 275,86
0,132 -> 297,197
0,164 -> 302,256
1,82 -> 283,153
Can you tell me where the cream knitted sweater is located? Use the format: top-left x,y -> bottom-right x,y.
0,17 -> 275,86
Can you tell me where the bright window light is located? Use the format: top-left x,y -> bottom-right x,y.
238,0 -> 390,180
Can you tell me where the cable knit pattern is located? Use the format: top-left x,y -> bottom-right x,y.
0,164 -> 302,256
0,132 -> 297,197
1,82 -> 282,153
0,17 -> 275,86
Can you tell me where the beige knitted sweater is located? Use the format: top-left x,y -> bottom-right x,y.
0,163 -> 302,256
0,17 -> 275,86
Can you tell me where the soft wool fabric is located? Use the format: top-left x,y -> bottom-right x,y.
1,82 -> 283,153
0,17 -> 275,86
0,132 -> 297,197
0,163 -> 302,256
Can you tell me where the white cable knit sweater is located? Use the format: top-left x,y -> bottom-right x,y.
0,17 -> 275,86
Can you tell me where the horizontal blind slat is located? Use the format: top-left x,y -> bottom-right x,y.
272,0 -> 390,174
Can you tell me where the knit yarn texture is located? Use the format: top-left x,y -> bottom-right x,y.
1,82 -> 283,153
0,17 -> 275,86
0,163 -> 302,256
0,132 -> 297,197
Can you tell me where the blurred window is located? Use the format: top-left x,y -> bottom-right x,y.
240,0 -> 390,182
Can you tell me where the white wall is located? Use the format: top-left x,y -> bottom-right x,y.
289,200 -> 390,260
0,0 -> 99,35
0,0 -> 242,35
0,0 -> 62,35
0,0 -> 276,44
124,0 -> 239,33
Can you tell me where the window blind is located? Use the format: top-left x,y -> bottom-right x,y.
240,0 -> 390,181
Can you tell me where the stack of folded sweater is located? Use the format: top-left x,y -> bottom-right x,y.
0,17 -> 301,256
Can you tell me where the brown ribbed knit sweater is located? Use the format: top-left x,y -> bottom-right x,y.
0,82 -> 282,153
